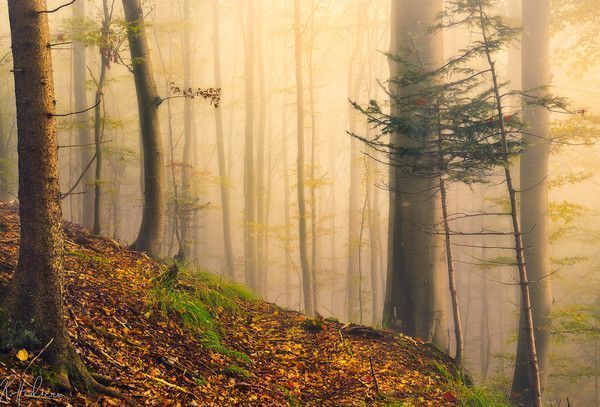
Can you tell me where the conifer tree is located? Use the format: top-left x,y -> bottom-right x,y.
355,2 -> 569,402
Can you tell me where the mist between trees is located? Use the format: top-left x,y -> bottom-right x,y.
0,0 -> 599,405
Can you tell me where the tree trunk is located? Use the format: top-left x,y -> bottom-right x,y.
439,177 -> 463,365
513,0 -> 553,403
308,3 -> 319,314
383,0 -> 447,344
3,0 -> 115,395
177,0 -> 194,260
480,273 -> 491,380
212,0 -> 235,280
243,0 -> 257,290
293,0 -> 314,316
255,0 -> 267,295
478,3 -> 543,405
123,0 -> 165,257
73,0 -> 94,229
92,1 -> 111,236
0,104 -> 10,201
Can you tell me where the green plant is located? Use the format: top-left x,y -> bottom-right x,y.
223,364 -> 252,379
146,263 -> 253,364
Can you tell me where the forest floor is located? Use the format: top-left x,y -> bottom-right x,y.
0,202 -> 475,406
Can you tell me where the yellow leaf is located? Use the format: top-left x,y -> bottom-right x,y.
16,349 -> 29,361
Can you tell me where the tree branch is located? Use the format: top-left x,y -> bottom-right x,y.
37,0 -> 78,14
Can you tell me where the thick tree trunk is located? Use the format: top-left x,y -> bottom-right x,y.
383,0 -> 447,344
123,0 -> 165,257
73,0 -> 94,228
513,0 -> 553,403
3,0 -> 115,395
294,0 -> 314,316
244,0 -> 258,290
212,0 -> 235,280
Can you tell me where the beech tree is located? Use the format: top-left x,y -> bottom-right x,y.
72,0 -> 94,228
383,0 -> 447,344
513,0 -> 553,401
3,0 -> 116,394
243,0 -> 258,290
294,0 -> 314,316
122,0 -> 165,257
212,0 -> 235,280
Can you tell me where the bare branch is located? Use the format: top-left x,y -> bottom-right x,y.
37,0 -> 78,14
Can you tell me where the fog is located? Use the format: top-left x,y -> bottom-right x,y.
1,0 -> 599,404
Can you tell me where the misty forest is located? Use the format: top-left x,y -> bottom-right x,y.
0,0 -> 598,405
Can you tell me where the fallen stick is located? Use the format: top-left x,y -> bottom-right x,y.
142,373 -> 190,394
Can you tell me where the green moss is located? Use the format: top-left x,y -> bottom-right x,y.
0,310 -> 39,351
146,262 -> 253,364
67,249 -> 112,271
223,364 -> 252,379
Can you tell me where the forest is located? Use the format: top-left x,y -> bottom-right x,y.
0,0 -> 598,405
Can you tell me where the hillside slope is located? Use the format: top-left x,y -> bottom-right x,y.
0,203 -> 470,406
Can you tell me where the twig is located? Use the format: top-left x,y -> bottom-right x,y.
369,355 -> 379,393
52,99 -> 101,117
142,373 -> 190,394
24,338 -> 54,374
61,153 -> 97,200
37,0 -> 78,14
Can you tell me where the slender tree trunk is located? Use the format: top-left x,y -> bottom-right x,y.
177,0 -> 194,260
346,2 -> 366,322
439,177 -> 463,365
0,105 -> 9,201
478,4 -> 543,405
73,0 -> 94,228
92,1 -> 112,236
366,158 -> 380,325
123,0 -> 165,257
243,0 -> 257,290
282,110 -> 292,308
480,273 -> 491,380
293,0 -> 314,316
3,0 -> 115,395
254,0 -> 267,294
307,4 -> 319,315
347,115 -> 361,322
513,0 -> 553,402
212,0 -> 235,279
383,0 -> 447,344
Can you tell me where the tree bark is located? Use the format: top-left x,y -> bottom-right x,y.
513,0 -> 553,403
73,0 -> 94,229
177,0 -> 194,260
212,0 -> 235,280
383,0 -> 447,344
243,0 -> 258,290
294,0 -> 314,316
255,0 -> 267,295
123,0 -> 165,257
3,0 -> 115,395
439,177 -> 463,365
92,0 -> 112,236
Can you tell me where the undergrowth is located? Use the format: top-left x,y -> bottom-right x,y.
146,261 -> 253,364
433,362 -> 512,406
